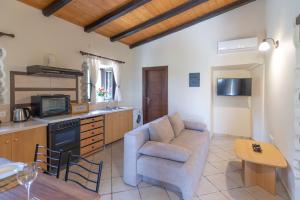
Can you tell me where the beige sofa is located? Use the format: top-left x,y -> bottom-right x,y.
123,114 -> 210,200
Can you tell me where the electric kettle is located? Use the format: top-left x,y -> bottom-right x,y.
13,108 -> 31,122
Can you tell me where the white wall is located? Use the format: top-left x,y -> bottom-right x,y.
133,1 -> 265,130
264,0 -> 300,199
212,69 -> 252,137
0,0 -> 134,106
250,64 -> 266,141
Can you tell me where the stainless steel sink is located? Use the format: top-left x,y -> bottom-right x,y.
102,107 -> 125,111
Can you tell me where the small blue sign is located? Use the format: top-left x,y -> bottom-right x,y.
189,73 -> 200,87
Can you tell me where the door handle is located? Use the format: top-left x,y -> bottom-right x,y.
146,97 -> 151,105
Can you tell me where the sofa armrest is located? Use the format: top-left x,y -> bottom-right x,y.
183,120 -> 207,132
123,125 -> 150,186
139,141 -> 191,162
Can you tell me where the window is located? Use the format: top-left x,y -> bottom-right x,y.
101,68 -> 116,101
87,66 -> 115,102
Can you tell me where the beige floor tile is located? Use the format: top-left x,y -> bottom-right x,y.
139,186 -> 170,200
112,162 -> 123,178
225,170 -> 243,186
215,151 -> 238,161
99,179 -> 112,195
209,160 -> 242,173
245,186 -> 286,200
198,191 -> 228,200
166,189 -> 182,200
99,167 -> 112,180
112,177 -> 136,193
206,173 -> 242,191
222,188 -> 255,200
196,177 -> 218,196
203,162 -> 222,176
276,181 -> 290,200
207,153 -> 224,162
209,145 -> 224,153
100,194 -> 112,200
112,189 -> 141,200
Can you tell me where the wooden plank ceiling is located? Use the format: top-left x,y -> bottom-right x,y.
19,0 -> 255,48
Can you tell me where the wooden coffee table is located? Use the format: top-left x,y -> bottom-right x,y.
234,139 -> 287,194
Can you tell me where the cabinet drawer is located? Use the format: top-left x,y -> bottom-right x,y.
80,127 -> 104,140
81,134 -> 103,147
81,116 -> 104,125
80,141 -> 104,155
80,121 -> 104,132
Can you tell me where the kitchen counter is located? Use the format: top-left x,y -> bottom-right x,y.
0,107 -> 133,135
0,120 -> 48,136
35,107 -> 133,124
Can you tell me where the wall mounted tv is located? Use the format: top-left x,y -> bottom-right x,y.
217,78 -> 252,96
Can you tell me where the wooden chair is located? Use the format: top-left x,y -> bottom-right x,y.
34,144 -> 63,178
64,152 -> 103,193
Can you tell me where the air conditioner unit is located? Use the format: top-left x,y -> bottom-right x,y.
218,37 -> 258,54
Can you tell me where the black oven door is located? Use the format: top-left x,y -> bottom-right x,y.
48,119 -> 80,172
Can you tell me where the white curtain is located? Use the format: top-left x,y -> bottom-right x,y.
112,62 -> 122,102
87,57 -> 101,104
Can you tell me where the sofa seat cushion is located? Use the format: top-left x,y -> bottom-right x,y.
149,116 -> 175,143
139,141 -> 191,162
137,155 -> 184,187
168,112 -> 185,137
171,129 -> 209,152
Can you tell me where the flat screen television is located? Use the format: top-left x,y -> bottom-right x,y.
217,78 -> 252,96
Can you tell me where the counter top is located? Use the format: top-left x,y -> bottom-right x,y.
0,107 -> 133,135
0,120 -> 48,136
35,107 -> 133,124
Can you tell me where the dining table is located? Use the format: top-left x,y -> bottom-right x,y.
0,158 -> 100,200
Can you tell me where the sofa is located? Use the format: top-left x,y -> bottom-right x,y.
123,113 -> 210,200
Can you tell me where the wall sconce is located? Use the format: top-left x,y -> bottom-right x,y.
259,38 -> 279,52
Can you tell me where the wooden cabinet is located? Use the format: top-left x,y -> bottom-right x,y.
105,109 -> 133,144
80,115 -> 104,156
0,127 -> 47,163
0,134 -> 12,160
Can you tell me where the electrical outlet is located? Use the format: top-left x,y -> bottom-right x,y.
0,111 -> 6,118
296,135 -> 300,150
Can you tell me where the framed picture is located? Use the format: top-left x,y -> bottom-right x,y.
189,73 -> 200,87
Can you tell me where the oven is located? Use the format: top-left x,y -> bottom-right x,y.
31,95 -> 70,118
47,118 -> 80,172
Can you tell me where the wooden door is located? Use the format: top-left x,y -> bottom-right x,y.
0,134 -> 12,160
11,127 -> 47,163
143,66 -> 168,124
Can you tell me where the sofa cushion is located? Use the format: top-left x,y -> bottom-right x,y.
171,129 -> 209,152
168,113 -> 185,137
139,141 -> 191,162
184,120 -> 207,132
149,116 -> 175,143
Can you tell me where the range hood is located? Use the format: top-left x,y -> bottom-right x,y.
27,65 -> 83,77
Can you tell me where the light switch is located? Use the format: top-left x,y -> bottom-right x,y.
0,111 -> 6,117
296,135 -> 300,151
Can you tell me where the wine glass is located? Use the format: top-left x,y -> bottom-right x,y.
16,162 -> 38,200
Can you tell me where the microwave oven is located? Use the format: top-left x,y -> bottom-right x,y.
31,95 -> 70,118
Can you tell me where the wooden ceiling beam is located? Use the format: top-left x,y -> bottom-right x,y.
130,0 -> 256,49
110,0 -> 209,42
42,0 -> 72,17
84,0 -> 151,33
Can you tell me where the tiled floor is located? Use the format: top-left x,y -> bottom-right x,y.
61,135 -> 290,200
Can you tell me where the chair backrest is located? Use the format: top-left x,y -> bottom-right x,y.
64,152 -> 103,193
34,144 -> 63,178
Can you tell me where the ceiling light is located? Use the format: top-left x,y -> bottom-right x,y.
259,38 -> 279,52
